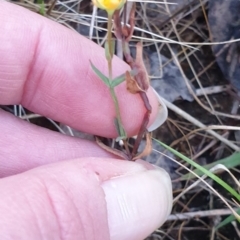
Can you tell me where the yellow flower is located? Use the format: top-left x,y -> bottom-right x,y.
92,0 -> 126,12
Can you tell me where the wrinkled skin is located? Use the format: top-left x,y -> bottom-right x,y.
0,2 -> 172,240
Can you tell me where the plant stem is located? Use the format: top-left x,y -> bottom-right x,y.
109,86 -> 126,137
107,14 -> 113,80
107,13 -> 126,138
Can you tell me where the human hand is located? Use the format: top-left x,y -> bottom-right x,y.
0,2 -> 172,239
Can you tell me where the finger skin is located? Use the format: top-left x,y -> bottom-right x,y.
0,158 -> 149,240
0,4 -> 172,239
0,110 -> 117,178
0,2 -> 159,138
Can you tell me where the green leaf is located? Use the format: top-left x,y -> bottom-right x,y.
181,152 -> 240,180
153,138 -> 240,203
111,69 -> 138,88
90,61 -> 110,86
111,73 -> 126,88
105,40 -> 115,61
216,208 -> 240,229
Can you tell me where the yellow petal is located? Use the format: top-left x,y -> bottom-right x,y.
92,0 -> 126,11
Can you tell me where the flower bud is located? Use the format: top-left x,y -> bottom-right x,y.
92,0 -> 126,12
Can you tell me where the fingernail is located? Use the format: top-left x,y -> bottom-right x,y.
101,168 -> 172,240
147,87 -> 168,132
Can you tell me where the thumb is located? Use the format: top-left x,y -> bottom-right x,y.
0,158 -> 172,240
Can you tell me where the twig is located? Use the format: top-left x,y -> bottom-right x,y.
162,99 -> 240,151
195,85 -> 230,97
167,208 -> 239,221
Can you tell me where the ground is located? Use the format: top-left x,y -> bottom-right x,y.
3,0 -> 240,239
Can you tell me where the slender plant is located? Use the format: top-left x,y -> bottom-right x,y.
92,0 -> 127,140
91,0 -> 154,160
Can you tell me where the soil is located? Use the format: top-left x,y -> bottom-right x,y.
4,0 -> 240,239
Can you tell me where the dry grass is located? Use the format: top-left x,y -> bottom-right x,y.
6,0 -> 240,239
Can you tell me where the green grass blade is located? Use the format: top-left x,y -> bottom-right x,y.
153,138 -> 240,202
216,208 -> 240,229
181,152 -> 240,180
90,61 -> 110,86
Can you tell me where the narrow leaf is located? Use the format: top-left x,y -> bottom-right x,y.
125,70 -> 143,94
95,136 -> 129,160
154,138 -> 240,202
111,73 -> 126,87
216,208 -> 240,229
181,152 -> 240,180
131,42 -> 150,91
133,132 -> 152,160
90,61 -> 110,86
111,69 -> 137,88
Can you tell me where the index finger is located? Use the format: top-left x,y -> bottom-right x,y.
0,2 -> 162,138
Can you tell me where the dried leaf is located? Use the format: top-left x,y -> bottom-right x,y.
131,110 -> 151,157
113,3 -> 135,41
125,3 -> 136,42
133,132 -> 152,160
133,42 -> 150,91
125,42 -> 152,160
113,10 -> 122,40
95,136 -> 129,160
125,71 -> 143,93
